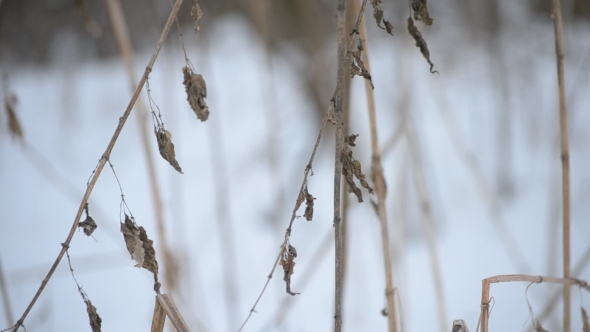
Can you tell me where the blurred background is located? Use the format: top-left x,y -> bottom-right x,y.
1,0 -> 589,331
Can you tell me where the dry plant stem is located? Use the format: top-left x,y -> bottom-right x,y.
9,1 -> 183,330
551,1 -> 571,331
405,118 -> 448,332
358,12 -> 397,332
151,296 -> 167,332
105,0 -> 177,293
479,275 -> 590,332
238,1 -> 370,330
157,294 -> 191,332
333,0 -> 346,330
0,256 -> 14,327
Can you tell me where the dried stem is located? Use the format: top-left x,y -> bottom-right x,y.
405,117 -> 448,332
9,1 -> 184,330
0,256 -> 13,327
237,1 -> 370,330
150,296 -> 167,332
104,0 -> 178,295
479,274 -> 590,332
358,10 -> 398,332
550,1 -> 571,331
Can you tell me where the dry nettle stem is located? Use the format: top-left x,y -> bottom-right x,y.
9,1 -> 184,330
550,1 -> 571,331
333,0 -> 346,330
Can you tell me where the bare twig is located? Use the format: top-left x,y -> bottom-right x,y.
479,275 -> 589,332
237,1 -> 371,330
405,117 -> 447,332
0,256 -> 13,327
9,1 -> 184,330
358,10 -> 398,332
550,1 -> 571,331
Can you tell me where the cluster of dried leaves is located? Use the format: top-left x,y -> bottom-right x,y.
341,134 -> 373,202
78,203 -> 97,236
154,126 -> 183,174
183,66 -> 209,122
371,0 -> 394,35
350,39 -> 374,90
295,184 -> 316,221
121,214 -> 161,291
279,244 -> 300,296
407,1 -> 437,73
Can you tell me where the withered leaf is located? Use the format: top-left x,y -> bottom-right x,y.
121,215 -> 159,276
78,215 -> 97,236
155,127 -> 183,174
582,307 -> 590,332
407,17 -> 438,74
190,1 -> 203,34
84,299 -> 102,332
411,0 -> 433,26
183,66 -> 209,122
348,134 -> 359,147
350,40 -> 374,89
371,0 -> 394,35
279,244 -> 299,296
303,186 -> 315,221
5,94 -> 23,141
341,144 -> 373,203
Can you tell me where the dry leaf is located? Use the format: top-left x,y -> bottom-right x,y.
280,244 -> 300,296
190,1 -> 203,34
78,216 -> 97,236
371,0 -> 394,35
341,140 -> 373,203
348,134 -> 359,147
411,0 -> 433,26
5,94 -> 23,141
452,319 -> 469,332
155,127 -> 183,174
350,39 -> 374,89
302,186 -> 315,221
183,66 -> 209,122
120,215 -> 159,276
582,307 -> 590,332
84,299 -> 102,332
407,17 -> 438,74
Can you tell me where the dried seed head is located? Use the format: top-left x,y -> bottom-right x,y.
183,66 -> 209,122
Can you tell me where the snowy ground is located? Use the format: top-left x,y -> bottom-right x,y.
1,10 -> 590,332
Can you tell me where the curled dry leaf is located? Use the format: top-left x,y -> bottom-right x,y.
183,66 -> 209,122
371,0 -> 394,35
120,214 -> 159,277
350,39 -> 374,90
407,17 -> 438,74
582,307 -> 590,332
411,0 -> 433,26
302,185 -> 315,221
190,1 -> 203,34
5,94 -> 23,141
85,299 -> 102,332
78,215 -> 97,236
341,137 -> 373,203
280,244 -> 300,296
347,134 -> 359,147
451,319 -> 469,332
155,127 -> 183,174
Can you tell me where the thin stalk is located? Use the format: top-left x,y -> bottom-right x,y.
550,1 -> 571,331
0,256 -> 13,327
358,11 -> 397,332
405,117 -> 448,332
8,1 -> 183,330
333,0 -> 346,330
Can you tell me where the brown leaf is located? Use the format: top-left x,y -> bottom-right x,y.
279,244 -> 300,296
190,1 -> 203,34
78,216 -> 97,236
183,66 -> 209,121
155,127 -> 183,174
582,307 -> 590,332
371,0 -> 394,35
407,17 -> 438,74
120,215 -> 159,277
350,39 -> 374,89
341,141 -> 373,202
84,299 -> 102,332
411,0 -> 433,26
5,94 -> 23,141
347,134 -> 359,147
303,186 -> 315,221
